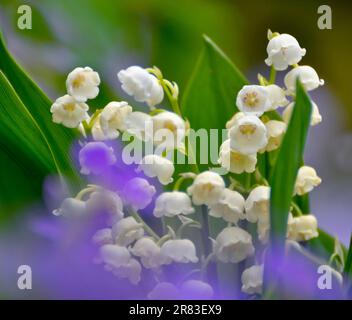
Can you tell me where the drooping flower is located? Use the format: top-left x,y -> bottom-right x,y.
229,115 -> 268,155
245,186 -> 270,224
294,166 -> 322,196
218,139 -> 257,174
283,101 -> 322,126
151,111 -> 186,149
124,111 -> 153,141
99,101 -> 133,139
241,265 -> 264,294
214,226 -> 254,263
122,177 -> 156,210
187,171 -> 225,206
160,239 -> 198,263
79,141 -> 116,175
111,216 -> 144,246
180,280 -> 214,300
284,65 -> 324,93
225,112 -> 245,130
153,191 -> 194,218
91,115 -> 106,141
92,228 -> 113,246
260,120 -> 287,153
265,33 -> 306,71
117,66 -> 163,108
131,237 -> 168,269
209,188 -> 245,224
265,84 -> 289,110
137,154 -> 175,185
287,214 -> 319,241
50,94 -> 89,128
52,197 -> 86,217
66,67 -> 100,102
236,85 -> 270,116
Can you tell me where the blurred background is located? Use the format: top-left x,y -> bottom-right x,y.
0,0 -> 351,298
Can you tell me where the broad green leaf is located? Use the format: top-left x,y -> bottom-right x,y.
269,80 -> 312,247
0,31 -> 78,179
344,235 -> 352,277
182,34 -> 247,131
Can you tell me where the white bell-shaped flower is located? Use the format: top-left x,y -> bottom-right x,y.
266,84 -> 289,111
153,191 -> 194,218
284,65 -> 324,93
147,282 -> 180,300
245,186 -> 270,224
50,95 -> 89,128
111,216 -> 144,246
99,101 -> 132,139
209,188 -> 245,224
117,66 -> 163,108
187,171 -> 225,206
218,139 -> 257,174
66,67 -> 100,102
294,166 -> 322,196
241,264 -> 264,294
214,227 -> 254,263
124,111 -> 153,141
260,120 -> 287,153
160,239 -> 198,263
226,112 -> 245,130
92,228 -> 113,246
287,214 -> 319,241
137,154 -> 175,185
229,115 -> 268,155
265,33 -> 306,71
131,237 -> 168,269
236,85 -> 270,116
180,280 -> 214,300
91,115 -> 107,141
283,101 -> 322,126
152,111 -> 186,149
122,177 -> 156,210
52,197 -> 86,217
110,257 -> 142,285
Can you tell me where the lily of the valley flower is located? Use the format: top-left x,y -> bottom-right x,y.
229,115 -> 268,155
153,191 -> 194,218
265,84 -> 289,110
52,197 -> 86,217
92,228 -> 113,246
91,115 -> 106,141
122,177 -> 156,210
160,239 -> 198,263
137,154 -> 175,185
287,214 -> 319,241
111,216 -> 144,246
50,94 -> 89,128
99,101 -> 132,139
214,227 -> 255,263
294,166 -> 322,196
66,67 -> 100,102
131,237 -> 168,269
241,265 -> 264,294
79,141 -> 116,175
260,120 -> 287,153
284,65 -> 324,93
209,188 -> 245,224
283,101 -> 322,126
236,85 -> 270,116
187,171 -> 225,206
226,112 -> 245,130
218,139 -> 257,174
265,33 -> 306,71
99,244 -> 141,284
117,66 -> 163,108
124,111 -> 153,141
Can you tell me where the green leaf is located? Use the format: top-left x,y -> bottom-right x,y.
269,80 -> 312,247
182,34 -> 247,131
344,235 -> 352,277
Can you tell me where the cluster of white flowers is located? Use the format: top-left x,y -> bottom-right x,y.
52,31 -> 328,298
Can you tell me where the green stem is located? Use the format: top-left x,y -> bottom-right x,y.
129,208 -> 160,241
291,201 -> 303,216
269,66 -> 276,84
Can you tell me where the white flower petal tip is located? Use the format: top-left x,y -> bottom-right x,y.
284,66 -> 324,93
117,66 -> 163,108
214,227 -> 255,263
241,265 -> 263,295
209,188 -> 245,224
153,191 -> 194,217
160,239 -> 198,263
229,115 -> 268,155
187,171 -> 225,206
294,166 -> 321,196
50,95 -> 89,128
137,154 -> 175,185
66,67 -> 100,102
265,33 -> 306,71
